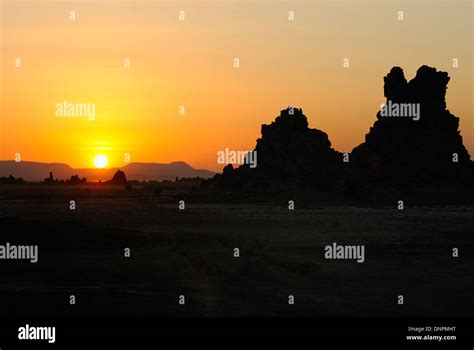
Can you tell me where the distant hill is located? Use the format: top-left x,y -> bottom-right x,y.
0,161 -> 74,181
0,161 -> 215,182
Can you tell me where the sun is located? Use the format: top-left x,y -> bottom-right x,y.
93,154 -> 108,168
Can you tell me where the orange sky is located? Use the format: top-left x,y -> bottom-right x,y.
1,0 -> 472,172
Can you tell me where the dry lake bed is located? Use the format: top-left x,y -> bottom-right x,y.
0,188 -> 472,318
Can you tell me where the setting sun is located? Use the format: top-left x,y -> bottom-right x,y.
93,154 -> 108,169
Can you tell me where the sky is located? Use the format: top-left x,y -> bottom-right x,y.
1,0 -> 472,172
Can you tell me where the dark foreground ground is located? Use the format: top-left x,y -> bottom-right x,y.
0,185 -> 472,318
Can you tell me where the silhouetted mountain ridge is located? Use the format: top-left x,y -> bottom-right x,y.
0,161 -> 215,182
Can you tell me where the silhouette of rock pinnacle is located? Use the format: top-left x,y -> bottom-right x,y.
108,170 -> 128,185
352,65 -> 470,184
212,107 -> 342,191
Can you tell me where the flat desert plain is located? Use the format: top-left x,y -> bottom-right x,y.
0,185 -> 472,317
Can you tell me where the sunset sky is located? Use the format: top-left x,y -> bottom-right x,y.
1,0 -> 472,172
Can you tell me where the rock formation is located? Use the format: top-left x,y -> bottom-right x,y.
208,66 -> 472,200
351,65 -> 471,184
107,170 -> 128,185
212,107 -> 343,191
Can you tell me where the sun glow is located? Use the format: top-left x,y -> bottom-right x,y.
93,154 -> 108,168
